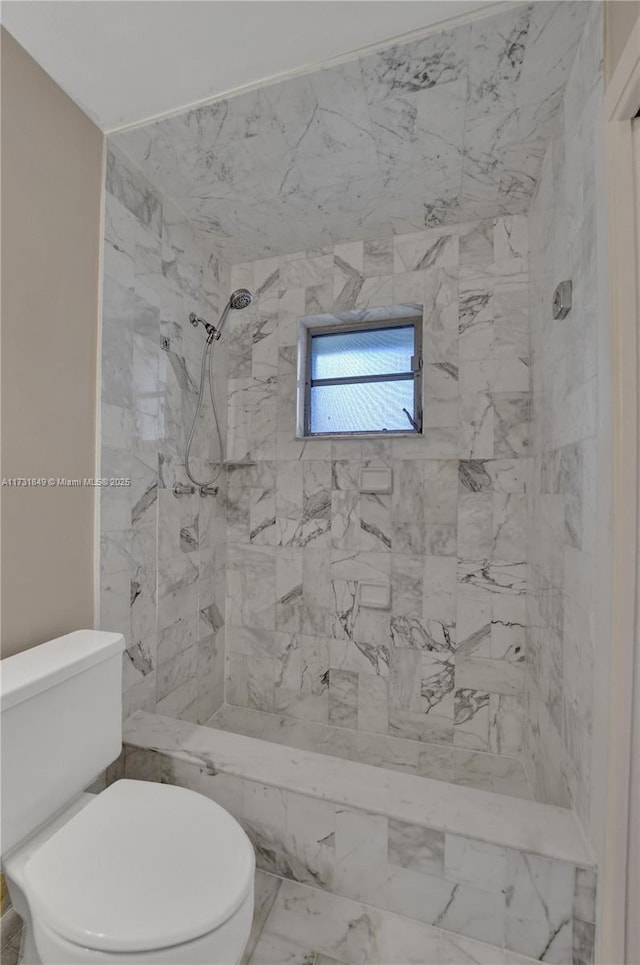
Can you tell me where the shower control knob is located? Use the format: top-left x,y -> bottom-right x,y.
199,485 -> 219,497
173,483 -> 196,497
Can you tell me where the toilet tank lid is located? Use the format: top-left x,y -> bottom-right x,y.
1,630 -> 125,711
24,779 -> 255,953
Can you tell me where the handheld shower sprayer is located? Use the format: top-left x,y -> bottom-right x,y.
177,289 -> 254,498
188,289 -> 253,343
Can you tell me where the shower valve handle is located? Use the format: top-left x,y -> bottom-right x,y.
199,485 -> 219,497
173,483 -> 196,497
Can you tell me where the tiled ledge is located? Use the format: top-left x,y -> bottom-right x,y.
124,711 -> 593,868
206,703 -> 534,799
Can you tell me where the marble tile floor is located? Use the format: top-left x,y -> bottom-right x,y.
0,872 -> 545,965
246,871 -> 539,965
0,908 -> 22,965
207,704 -> 533,801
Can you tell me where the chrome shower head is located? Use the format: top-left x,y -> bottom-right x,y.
188,289 -> 254,344
215,289 -> 253,339
229,289 -> 253,311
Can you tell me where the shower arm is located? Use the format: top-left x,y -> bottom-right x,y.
189,313 -> 218,343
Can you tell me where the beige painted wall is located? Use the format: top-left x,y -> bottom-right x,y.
1,29 -> 104,657
606,0 -> 640,81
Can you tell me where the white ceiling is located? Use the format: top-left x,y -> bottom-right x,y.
1,0 -> 496,131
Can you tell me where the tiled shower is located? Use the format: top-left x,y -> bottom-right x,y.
99,3 -> 605,962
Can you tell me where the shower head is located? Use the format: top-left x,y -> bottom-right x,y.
188,288 -> 253,343
229,288 -> 253,311
215,288 -> 254,339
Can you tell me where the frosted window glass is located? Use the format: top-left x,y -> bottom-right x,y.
311,326 -> 414,380
310,380 -> 415,434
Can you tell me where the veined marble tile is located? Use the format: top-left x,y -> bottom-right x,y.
357,674 -> 389,735
359,493 -> 392,552
155,676 -> 198,721
461,392 -> 494,459
445,834 -> 506,893
331,491 -> 360,550
364,238 -> 394,276
388,819 -> 444,876
156,642 -> 198,702
334,808 -> 388,903
454,688 -> 490,751
275,551 -> 303,633
112,5 -> 587,260
467,5 -> 531,120
360,23 -> 470,105
459,220 -> 495,268
393,229 -> 458,273
422,266 -> 460,363
505,852 -> 575,963
106,148 -> 162,235
453,750 -> 531,800
123,733 -> 587,951
248,932 -> 316,965
488,695 -> 523,757
424,361 -> 459,404
456,656 -> 524,697
493,394 -> 530,458
441,933 -> 506,964
244,870 -> 283,962
157,615 -> 198,665
458,493 -> 493,558
261,879 -> 444,965
125,712 -> 590,863
328,670 -> 358,728
104,193 -> 137,288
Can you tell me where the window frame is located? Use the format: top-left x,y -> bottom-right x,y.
302,316 -> 423,437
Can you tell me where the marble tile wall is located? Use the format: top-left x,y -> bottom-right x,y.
112,3 -> 590,261
207,703 -> 533,799
524,4 -> 604,831
125,744 -> 596,963
224,217 -> 531,758
100,146 -> 230,721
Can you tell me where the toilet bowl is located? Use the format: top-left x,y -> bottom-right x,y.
5,780 -> 255,965
0,631 -> 256,965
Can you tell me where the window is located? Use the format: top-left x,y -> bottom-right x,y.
303,318 -> 422,436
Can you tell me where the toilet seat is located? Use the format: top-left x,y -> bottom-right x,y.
23,779 -> 255,954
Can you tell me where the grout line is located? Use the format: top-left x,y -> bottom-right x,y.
243,872 -> 284,964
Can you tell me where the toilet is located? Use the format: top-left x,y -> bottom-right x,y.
0,630 -> 255,964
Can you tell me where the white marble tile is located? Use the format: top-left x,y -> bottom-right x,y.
441,933 -> 505,965
525,1 -> 604,833
437,883 -> 505,947
242,872 -> 282,965
445,835 -> 506,893
388,820 -> 444,876
112,6 -> 588,260
123,712 -> 593,866
248,932 -> 316,965
261,879 -> 445,965
454,688 -> 490,751
505,852 -> 575,964
334,808 -> 388,903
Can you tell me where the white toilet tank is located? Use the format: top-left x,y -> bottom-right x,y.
0,630 -> 125,855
